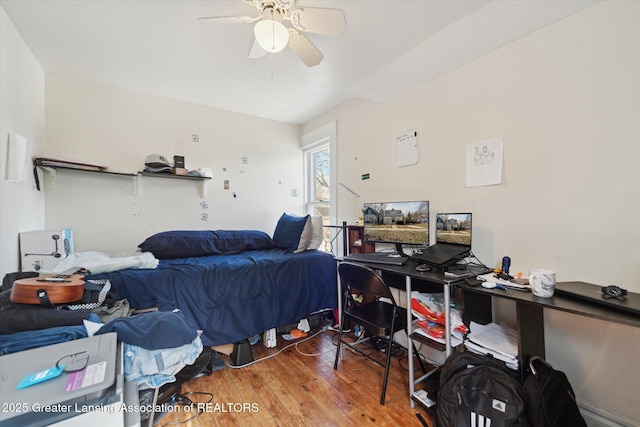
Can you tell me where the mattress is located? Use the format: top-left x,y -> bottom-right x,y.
87,249 -> 337,346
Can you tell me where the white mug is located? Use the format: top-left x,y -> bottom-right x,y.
529,269 -> 556,298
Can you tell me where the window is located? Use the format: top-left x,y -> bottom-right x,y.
306,144 -> 330,221
301,121 -> 337,238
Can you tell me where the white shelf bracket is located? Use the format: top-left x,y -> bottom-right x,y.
201,180 -> 207,198
39,166 -> 57,192
134,174 -> 141,196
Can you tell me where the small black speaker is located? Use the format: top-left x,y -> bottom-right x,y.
173,155 -> 185,168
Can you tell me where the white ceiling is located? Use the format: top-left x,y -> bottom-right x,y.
1,0 -> 596,125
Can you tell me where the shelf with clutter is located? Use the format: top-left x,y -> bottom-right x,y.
138,154 -> 211,197
346,224 -> 375,254
33,155 -> 212,197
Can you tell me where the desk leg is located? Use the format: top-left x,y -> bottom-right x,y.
336,267 -> 343,359
444,280 -> 452,357
406,275 -> 415,408
462,291 -> 492,325
337,269 -> 342,327
516,301 -> 545,380
407,278 -> 454,407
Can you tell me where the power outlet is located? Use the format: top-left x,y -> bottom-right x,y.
191,134 -> 199,143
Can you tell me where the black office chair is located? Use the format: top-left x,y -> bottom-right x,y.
333,262 -> 426,405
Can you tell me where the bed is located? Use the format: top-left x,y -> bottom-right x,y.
84,215 -> 339,347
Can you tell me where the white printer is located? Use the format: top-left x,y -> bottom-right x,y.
0,333 -> 140,427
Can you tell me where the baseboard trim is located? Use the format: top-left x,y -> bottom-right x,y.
577,400 -> 638,427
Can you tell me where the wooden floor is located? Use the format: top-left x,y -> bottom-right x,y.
156,327 -> 435,427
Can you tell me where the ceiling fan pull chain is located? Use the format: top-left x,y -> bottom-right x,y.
270,53 -> 275,82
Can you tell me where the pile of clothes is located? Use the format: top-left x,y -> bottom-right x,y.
0,277 -> 203,389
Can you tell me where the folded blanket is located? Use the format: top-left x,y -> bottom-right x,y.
0,313 -> 100,355
49,251 -> 158,274
0,289 -> 93,334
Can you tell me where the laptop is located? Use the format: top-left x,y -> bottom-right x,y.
343,252 -> 407,266
0,333 -> 121,426
411,213 -> 472,268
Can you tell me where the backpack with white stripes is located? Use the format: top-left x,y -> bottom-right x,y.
436,352 -> 530,427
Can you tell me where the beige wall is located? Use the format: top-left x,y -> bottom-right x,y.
0,7 -> 46,275
304,2 -> 640,423
42,74 -> 304,253
306,2 -> 640,293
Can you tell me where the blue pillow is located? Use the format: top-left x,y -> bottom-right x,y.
138,230 -> 276,259
272,213 -> 310,252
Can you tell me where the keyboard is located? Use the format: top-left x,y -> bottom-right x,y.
343,252 -> 407,266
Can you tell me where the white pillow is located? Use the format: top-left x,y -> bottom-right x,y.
306,216 -> 324,250
293,216 -> 313,253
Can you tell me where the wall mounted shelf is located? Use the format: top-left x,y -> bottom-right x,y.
137,171 -> 210,181
137,172 -> 211,197
35,165 -> 137,192
34,163 -> 211,198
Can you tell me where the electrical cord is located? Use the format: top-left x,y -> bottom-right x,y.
467,251 -> 490,271
294,336 -> 336,356
333,327 -> 430,374
225,325 -> 333,369
331,329 -> 377,357
168,323 -> 430,427
159,391 -> 214,427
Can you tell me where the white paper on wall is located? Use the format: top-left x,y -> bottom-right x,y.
6,133 -> 29,182
466,137 -> 503,187
396,129 -> 419,167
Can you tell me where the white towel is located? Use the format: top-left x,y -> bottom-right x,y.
49,251 -> 159,274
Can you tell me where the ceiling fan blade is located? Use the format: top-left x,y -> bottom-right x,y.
289,8 -> 346,36
248,38 -> 267,59
198,15 -> 258,24
287,29 -> 323,67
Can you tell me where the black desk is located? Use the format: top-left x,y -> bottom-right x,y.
337,257 -> 488,407
459,281 -> 640,381
338,257 -> 640,408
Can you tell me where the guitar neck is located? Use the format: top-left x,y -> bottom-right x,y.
37,267 -> 82,282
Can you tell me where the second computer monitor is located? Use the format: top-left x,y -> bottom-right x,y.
435,212 -> 472,247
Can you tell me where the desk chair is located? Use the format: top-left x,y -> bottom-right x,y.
334,262 -> 426,405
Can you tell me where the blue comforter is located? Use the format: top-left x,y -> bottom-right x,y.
87,249 -> 337,346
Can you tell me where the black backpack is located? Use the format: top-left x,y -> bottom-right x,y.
436,352 -> 530,427
523,356 -> 587,427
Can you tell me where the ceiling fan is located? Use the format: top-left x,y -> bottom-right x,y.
199,0 -> 347,67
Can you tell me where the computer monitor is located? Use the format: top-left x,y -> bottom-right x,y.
435,213 -> 472,247
362,201 -> 429,252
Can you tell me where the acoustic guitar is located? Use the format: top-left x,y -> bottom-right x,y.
10,269 -> 85,305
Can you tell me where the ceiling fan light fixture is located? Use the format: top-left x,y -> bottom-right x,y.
254,18 -> 289,53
